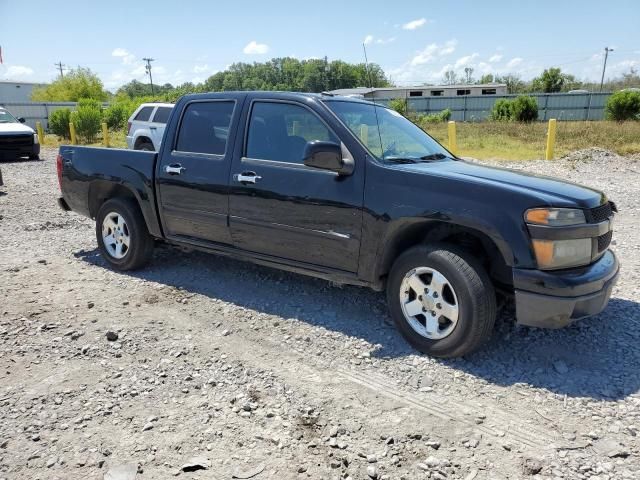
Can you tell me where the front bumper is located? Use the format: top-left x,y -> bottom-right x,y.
0,142 -> 40,159
514,250 -> 619,328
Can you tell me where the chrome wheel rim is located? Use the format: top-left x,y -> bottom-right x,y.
399,266 -> 459,340
102,212 -> 130,259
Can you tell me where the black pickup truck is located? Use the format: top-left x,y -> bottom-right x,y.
57,92 -> 619,358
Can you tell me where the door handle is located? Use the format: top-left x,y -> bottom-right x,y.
233,171 -> 262,184
150,127 -> 157,130
165,164 -> 185,175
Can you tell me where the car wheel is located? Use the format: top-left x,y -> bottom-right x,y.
29,154 -> 40,160
387,243 -> 496,358
136,142 -> 154,151
96,198 -> 154,271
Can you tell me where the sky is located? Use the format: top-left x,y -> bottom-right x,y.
1,0 -> 639,90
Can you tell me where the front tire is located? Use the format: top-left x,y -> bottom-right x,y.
96,198 -> 154,271
387,244 -> 496,358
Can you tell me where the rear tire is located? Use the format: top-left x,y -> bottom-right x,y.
136,141 -> 154,151
96,198 -> 154,271
29,154 -> 40,160
386,243 -> 496,358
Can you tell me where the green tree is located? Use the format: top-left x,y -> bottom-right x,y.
495,74 -> 527,94
531,68 -> 581,93
478,74 -> 495,84
31,68 -> 108,101
605,90 -> 640,121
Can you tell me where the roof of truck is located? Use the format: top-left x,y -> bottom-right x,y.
179,90 -> 377,105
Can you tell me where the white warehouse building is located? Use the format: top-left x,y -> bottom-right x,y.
330,84 -> 508,99
0,81 -> 47,102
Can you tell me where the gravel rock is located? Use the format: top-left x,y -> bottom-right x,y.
1,148 -> 639,479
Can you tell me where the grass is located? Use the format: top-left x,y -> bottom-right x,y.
422,121 -> 640,161
40,121 -> 640,162
42,130 -> 128,149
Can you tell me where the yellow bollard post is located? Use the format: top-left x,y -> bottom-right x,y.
36,121 -> 45,146
447,121 -> 457,156
545,118 -> 557,160
102,122 -> 110,148
69,122 -> 77,145
359,124 -> 368,146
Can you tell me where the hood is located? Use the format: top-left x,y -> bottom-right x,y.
0,123 -> 35,134
395,159 -> 606,208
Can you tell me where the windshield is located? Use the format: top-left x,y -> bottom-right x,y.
325,100 -> 453,162
0,110 -> 19,124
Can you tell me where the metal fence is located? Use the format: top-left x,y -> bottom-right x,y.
371,92 -> 611,121
0,102 -> 83,130
1,93 -> 612,129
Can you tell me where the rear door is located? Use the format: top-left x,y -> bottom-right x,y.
227,98 -> 364,272
149,106 -> 172,149
156,96 -> 244,245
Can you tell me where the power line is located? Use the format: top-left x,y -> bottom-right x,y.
54,61 -> 65,78
143,57 -> 155,95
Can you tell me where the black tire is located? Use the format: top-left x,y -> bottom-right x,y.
386,243 -> 496,358
29,154 -> 40,160
136,141 -> 154,151
95,198 -> 154,271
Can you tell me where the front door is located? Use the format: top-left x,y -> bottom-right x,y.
156,96 -> 244,245
228,99 -> 364,272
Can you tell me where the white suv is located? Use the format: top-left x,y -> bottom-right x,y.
126,103 -> 174,151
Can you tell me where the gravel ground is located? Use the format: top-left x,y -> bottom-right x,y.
0,148 -> 639,480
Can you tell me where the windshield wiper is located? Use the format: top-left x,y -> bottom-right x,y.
384,156 -> 421,164
420,153 -> 452,161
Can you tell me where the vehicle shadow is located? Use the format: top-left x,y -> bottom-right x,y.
75,246 -> 640,401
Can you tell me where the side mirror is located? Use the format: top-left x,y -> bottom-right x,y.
303,141 -> 354,175
17,117 -> 26,123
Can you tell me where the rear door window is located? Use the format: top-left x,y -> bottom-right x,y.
152,107 -> 172,124
134,106 -> 154,122
246,102 -> 338,164
175,101 -> 235,155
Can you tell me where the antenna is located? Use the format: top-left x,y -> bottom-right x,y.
362,43 -> 373,88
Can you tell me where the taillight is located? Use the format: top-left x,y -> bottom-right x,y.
56,154 -> 63,190
127,121 -> 132,134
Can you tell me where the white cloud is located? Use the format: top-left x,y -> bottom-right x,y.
410,39 -> 457,66
6,65 -> 34,78
193,64 -> 210,73
112,48 -> 136,65
376,37 -> 396,45
488,54 -> 503,63
454,53 -> 479,69
439,39 -> 457,56
364,35 -> 395,46
402,18 -> 427,30
243,41 -> 269,55
506,57 -> 523,69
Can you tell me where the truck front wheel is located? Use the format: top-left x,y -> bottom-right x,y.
387,244 -> 496,358
96,198 -> 154,271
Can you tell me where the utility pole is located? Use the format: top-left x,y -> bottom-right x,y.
54,61 -> 65,78
143,58 -> 155,95
600,47 -> 613,92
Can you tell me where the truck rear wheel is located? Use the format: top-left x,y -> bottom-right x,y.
387,244 -> 496,358
96,198 -> 154,271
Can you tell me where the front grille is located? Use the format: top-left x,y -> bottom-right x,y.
586,202 -> 613,223
0,134 -> 33,148
597,230 -> 613,252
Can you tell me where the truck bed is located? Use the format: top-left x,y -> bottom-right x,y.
58,145 -> 161,236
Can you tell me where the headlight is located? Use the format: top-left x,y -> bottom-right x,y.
525,208 -> 585,226
531,238 -> 592,270
33,133 -> 39,144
